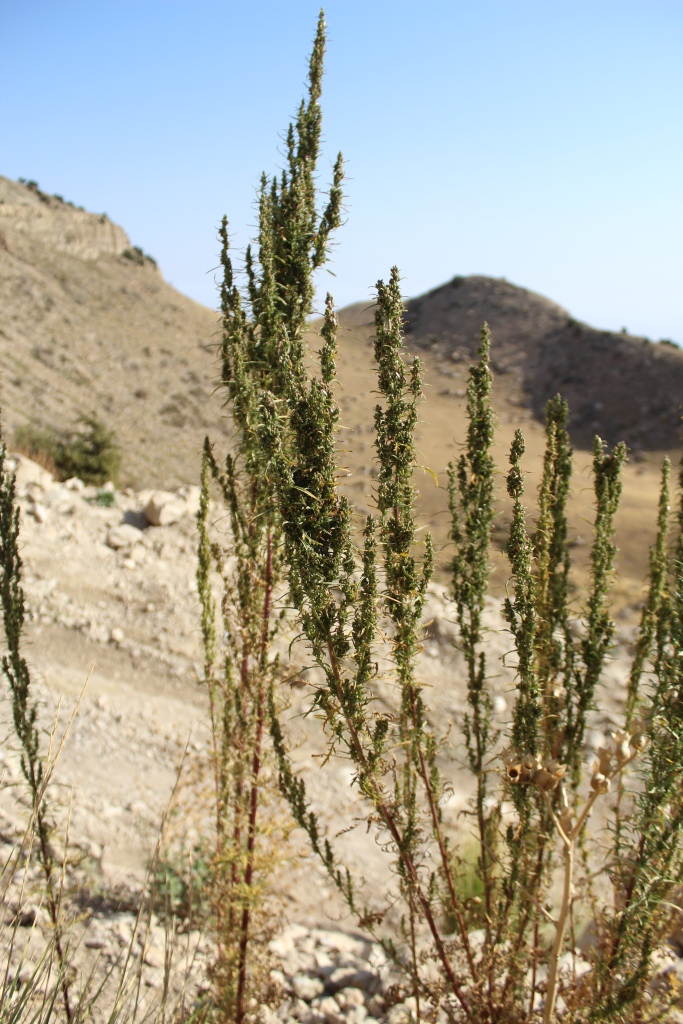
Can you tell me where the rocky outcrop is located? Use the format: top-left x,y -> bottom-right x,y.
0,177 -> 129,261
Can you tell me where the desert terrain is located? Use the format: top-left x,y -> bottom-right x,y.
2,177 -> 683,1019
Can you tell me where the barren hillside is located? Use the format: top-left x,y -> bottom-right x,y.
405,274 -> 683,450
1,177 -> 679,607
0,175 -> 224,488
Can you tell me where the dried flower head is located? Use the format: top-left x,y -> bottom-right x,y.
591,772 -> 610,794
500,748 -> 566,791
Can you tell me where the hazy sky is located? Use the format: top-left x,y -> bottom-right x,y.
2,1 -> 682,341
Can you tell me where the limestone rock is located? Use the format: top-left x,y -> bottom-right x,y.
292,975 -> 325,1002
11,454 -> 54,491
144,491 -> 189,527
107,523 -> 144,549
29,502 -> 49,524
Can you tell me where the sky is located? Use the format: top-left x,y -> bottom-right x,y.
2,1 -> 682,342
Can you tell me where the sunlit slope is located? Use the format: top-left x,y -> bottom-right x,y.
0,175 -> 224,489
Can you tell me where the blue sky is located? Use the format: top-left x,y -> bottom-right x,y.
2,1 -> 682,341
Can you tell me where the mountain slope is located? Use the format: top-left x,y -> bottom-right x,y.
405,275 -> 683,450
0,178 -> 678,607
0,175 -> 224,488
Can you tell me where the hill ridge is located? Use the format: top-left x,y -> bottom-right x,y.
404,274 -> 683,449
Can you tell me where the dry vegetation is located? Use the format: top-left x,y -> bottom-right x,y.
3,13 -> 683,1024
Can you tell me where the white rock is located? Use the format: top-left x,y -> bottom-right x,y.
30,502 -> 49,524
298,1010 -> 325,1024
84,931 -> 107,950
256,1008 -> 281,1024
144,491 -> 188,526
335,987 -> 365,1010
177,484 -> 200,515
64,477 -> 85,491
385,1004 -> 412,1024
315,996 -> 344,1024
107,524 -> 144,550
270,934 -> 295,958
12,454 -> 54,490
328,967 -> 377,992
102,481 -> 115,493
312,930 -> 369,959
292,975 -> 325,1002
366,995 -> 386,1018
142,944 -> 164,969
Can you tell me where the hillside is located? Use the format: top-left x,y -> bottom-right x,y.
405,274 -> 683,450
1,177 -> 680,607
0,175 -> 223,488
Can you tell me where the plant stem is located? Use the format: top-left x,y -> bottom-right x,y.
235,531 -> 273,1024
543,839 -> 574,1024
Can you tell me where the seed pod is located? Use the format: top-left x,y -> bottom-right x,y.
546,759 -> 567,782
499,747 -> 517,768
595,748 -> 613,776
591,773 -> 610,794
612,730 -> 631,762
532,768 -> 560,792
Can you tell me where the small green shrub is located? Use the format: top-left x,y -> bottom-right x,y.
14,416 -> 121,486
155,846 -> 211,924
86,489 -> 116,508
121,245 -> 157,268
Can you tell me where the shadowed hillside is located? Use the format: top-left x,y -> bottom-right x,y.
405,274 -> 683,450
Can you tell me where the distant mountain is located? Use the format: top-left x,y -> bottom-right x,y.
0,176 -> 222,488
405,275 -> 683,450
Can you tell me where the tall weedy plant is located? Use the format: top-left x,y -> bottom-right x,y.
0,442 -> 73,1022
196,11 -> 343,1022
210,11 -> 683,1022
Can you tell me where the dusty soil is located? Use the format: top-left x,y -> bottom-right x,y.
0,453 -> 636,903
0,451 -> 669,1022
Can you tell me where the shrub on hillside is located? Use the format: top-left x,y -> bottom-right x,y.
121,245 -> 157,268
14,415 -> 121,486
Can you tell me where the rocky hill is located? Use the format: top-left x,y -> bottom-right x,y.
405,275 -> 683,450
0,175 -> 223,488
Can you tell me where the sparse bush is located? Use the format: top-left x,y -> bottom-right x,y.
86,488 -> 116,507
155,844 -> 211,924
212,10 -> 683,1022
121,245 -> 157,268
14,416 -> 121,486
